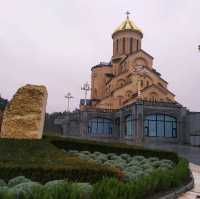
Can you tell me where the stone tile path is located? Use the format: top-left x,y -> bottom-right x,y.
179,163 -> 200,199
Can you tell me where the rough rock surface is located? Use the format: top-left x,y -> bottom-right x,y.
0,84 -> 48,139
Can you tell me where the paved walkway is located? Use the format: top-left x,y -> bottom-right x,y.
179,163 -> 200,199
142,142 -> 200,199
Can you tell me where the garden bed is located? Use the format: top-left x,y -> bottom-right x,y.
0,139 -> 118,183
0,136 -> 191,199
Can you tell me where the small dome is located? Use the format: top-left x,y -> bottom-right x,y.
113,16 -> 142,35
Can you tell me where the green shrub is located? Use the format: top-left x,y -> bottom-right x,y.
148,157 -> 159,162
4,182 -> 44,199
68,150 -> 79,156
103,160 -> 116,168
141,163 -> 153,170
0,186 -> 8,199
81,151 -> 91,156
133,155 -> 145,162
94,154 -> 108,163
127,160 -> 140,167
0,179 -> 6,187
73,183 -> 93,199
120,154 -> 131,160
93,152 -> 102,156
8,176 -> 31,187
44,180 -> 80,199
91,178 -> 125,199
151,160 -> 162,168
79,154 -> 91,161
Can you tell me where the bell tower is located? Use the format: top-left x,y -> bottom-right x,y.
112,12 -> 143,59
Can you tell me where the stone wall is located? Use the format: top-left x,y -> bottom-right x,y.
55,101 -> 199,146
1,84 -> 48,139
186,112 -> 200,146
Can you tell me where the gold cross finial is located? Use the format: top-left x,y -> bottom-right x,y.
126,11 -> 130,19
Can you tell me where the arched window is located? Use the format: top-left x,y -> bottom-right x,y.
146,81 -> 149,87
130,38 -> 133,53
123,37 -> 126,53
144,114 -> 177,138
88,118 -> 112,136
125,115 -> 134,137
116,39 -> 119,54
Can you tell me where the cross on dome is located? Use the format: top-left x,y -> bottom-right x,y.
126,11 -> 130,19
113,11 -> 142,35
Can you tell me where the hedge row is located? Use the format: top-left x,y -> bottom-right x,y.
49,136 -> 179,163
0,139 -> 119,183
92,158 -> 189,199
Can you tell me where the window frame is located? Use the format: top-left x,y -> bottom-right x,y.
144,114 -> 177,138
88,118 -> 113,136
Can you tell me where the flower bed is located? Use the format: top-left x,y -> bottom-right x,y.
67,150 -> 175,182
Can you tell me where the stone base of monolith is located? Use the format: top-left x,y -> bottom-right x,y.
0,84 -> 48,139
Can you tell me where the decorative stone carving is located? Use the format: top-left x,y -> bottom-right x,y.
0,84 -> 48,139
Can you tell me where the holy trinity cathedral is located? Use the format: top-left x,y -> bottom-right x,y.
88,14 -> 175,110
55,14 -> 200,146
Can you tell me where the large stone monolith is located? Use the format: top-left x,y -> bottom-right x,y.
0,84 -> 48,139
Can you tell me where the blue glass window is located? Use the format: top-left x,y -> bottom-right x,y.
149,121 -> 156,136
125,115 -> 134,137
88,118 -> 113,135
144,114 -> 177,138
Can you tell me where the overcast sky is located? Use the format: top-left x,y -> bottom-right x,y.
0,0 -> 199,113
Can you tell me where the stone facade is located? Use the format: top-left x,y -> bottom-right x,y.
56,101 -> 200,146
1,85 -> 48,139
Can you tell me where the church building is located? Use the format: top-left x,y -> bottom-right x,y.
87,14 -> 175,110
55,14 -> 200,146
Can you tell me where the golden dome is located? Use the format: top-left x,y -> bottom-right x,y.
113,16 -> 142,34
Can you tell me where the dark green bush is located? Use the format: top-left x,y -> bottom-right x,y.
0,139 -> 119,184
43,180 -> 80,199
8,176 -> 31,187
0,179 -> 6,186
4,182 -> 44,199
